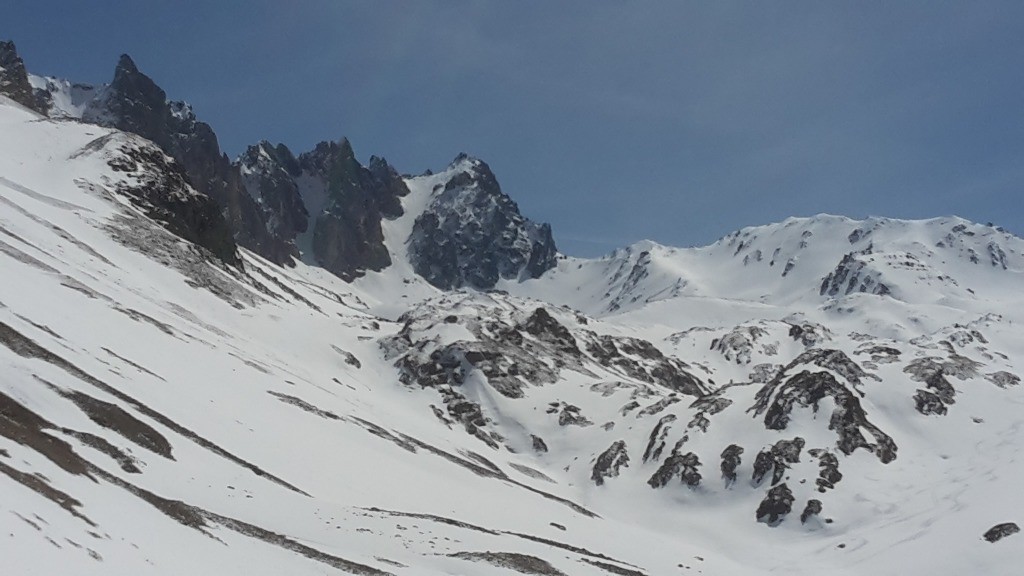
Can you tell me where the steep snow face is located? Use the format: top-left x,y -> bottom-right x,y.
28,73 -> 113,122
3,93 -> 1024,576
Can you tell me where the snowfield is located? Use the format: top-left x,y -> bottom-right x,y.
2,95 -> 1023,575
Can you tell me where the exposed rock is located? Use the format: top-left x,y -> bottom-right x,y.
983,522 -> 1019,543
238,142 -> 309,261
553,403 -> 593,427
102,55 -> 291,264
104,134 -> 240,266
441,388 -> 502,449
986,371 -> 1020,389
648,451 -> 701,488
636,396 -> 681,418
854,345 -> 902,364
592,441 -> 629,486
752,450 -> 774,485
520,307 -> 581,356
531,435 -> 548,453
297,139 -> 409,280
642,415 -> 677,463
720,444 -> 743,486
904,354 -> 982,383
751,438 -> 804,486
750,351 -> 895,463
820,252 -> 891,298
988,242 -> 1008,270
787,322 -> 834,348
801,499 -> 823,524
710,325 -> 774,365
689,393 -> 733,416
913,389 -> 947,416
749,363 -> 779,383
449,551 -> 567,576
408,155 -> 557,289
808,448 -> 842,492
585,336 -> 706,396
0,41 -> 46,113
756,483 -> 794,525
773,437 -> 805,464
905,354 -> 984,415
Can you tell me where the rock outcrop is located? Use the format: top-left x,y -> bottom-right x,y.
104,134 -> 240,266
103,56 -> 291,264
983,522 -> 1019,543
749,350 -> 897,463
756,483 -> 794,525
408,155 -> 557,290
294,139 -> 409,280
0,41 -> 46,113
237,142 -> 309,261
592,441 -> 630,486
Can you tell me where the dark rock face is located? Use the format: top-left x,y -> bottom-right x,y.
521,308 -> 580,356
106,136 -> 239,266
531,435 -> 548,453
750,350 -> 897,463
384,298 -> 706,450
711,325 -> 772,365
983,522 -> 1019,543
0,41 -> 46,113
648,442 -> 702,489
367,155 -> 406,219
101,55 -> 292,264
820,252 -> 891,298
751,438 -> 804,486
808,448 -> 842,492
801,499 -> 823,524
296,139 -> 409,280
720,444 -> 744,485
408,155 -> 557,290
549,402 -> 593,427
913,389 -> 947,416
756,483 -> 794,525
238,142 -> 309,262
905,355 -> 981,416
592,440 -> 629,486
642,415 -> 677,463
787,322 -> 833,348
585,335 -> 707,397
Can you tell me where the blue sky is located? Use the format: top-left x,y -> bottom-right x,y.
6,1 -> 1024,255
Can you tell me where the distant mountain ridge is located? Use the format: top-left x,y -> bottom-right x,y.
5,41 -> 556,287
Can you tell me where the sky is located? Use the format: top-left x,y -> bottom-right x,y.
5,1 -> 1024,256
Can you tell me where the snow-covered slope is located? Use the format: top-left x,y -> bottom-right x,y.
511,214 -> 1023,317
2,87 -> 1023,576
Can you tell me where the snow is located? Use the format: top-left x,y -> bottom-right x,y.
2,96 -> 1024,575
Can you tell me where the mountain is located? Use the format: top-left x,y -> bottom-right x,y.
0,40 -> 47,114
19,44 -> 554,286
2,44 -> 1024,576
405,154 -> 557,290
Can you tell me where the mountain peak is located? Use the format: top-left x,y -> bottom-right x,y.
0,39 -> 46,113
0,39 -> 17,61
116,53 -> 139,75
407,155 -> 558,290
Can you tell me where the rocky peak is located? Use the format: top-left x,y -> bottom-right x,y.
286,137 -> 410,280
0,40 -> 46,113
408,154 -> 558,290
100,55 -> 300,264
237,142 -> 308,259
